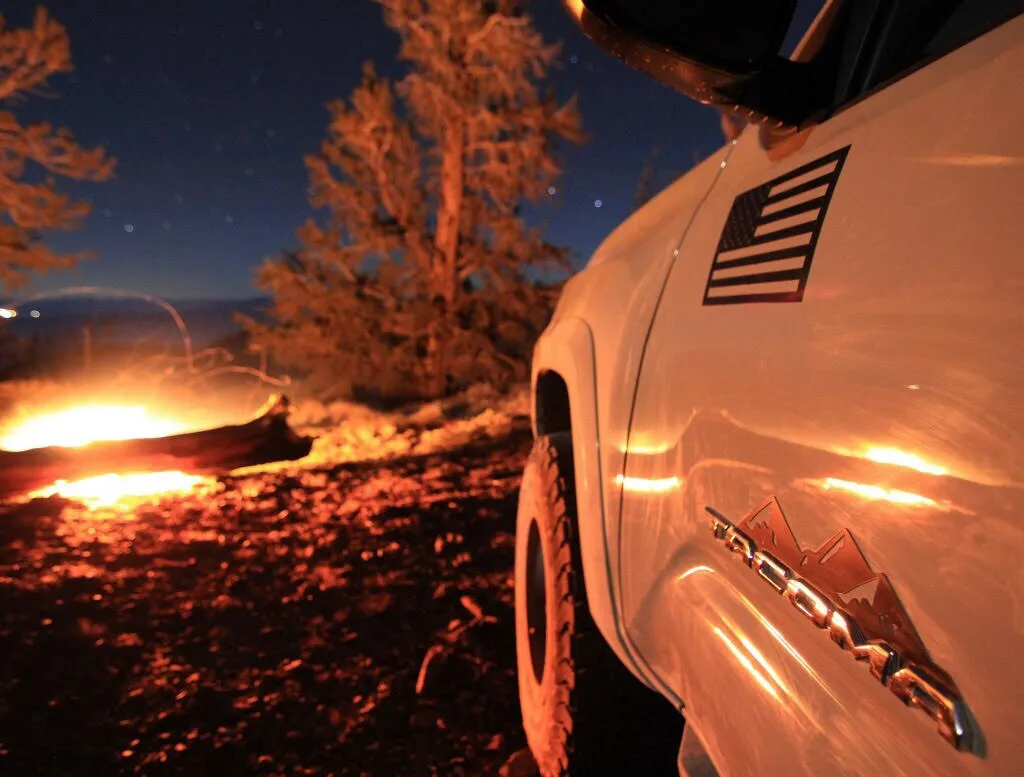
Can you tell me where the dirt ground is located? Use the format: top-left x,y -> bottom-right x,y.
0,425 -> 534,776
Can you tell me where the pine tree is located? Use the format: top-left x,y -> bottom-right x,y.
0,7 -> 115,290
248,0 -> 582,401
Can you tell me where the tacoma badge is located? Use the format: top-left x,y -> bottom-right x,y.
707,497 -> 975,752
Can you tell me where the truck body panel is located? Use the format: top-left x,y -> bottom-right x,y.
615,15 -> 1024,776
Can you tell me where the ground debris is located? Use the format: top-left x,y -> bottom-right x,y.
0,427 -> 533,776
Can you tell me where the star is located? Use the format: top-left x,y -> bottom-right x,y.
594,200 -> 603,208
547,186 -> 557,196
124,223 -> 135,233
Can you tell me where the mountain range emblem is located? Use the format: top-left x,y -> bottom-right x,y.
738,497 -> 932,670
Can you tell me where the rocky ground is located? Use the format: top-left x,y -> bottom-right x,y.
0,403 -> 536,776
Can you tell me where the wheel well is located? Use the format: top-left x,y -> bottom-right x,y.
535,370 -> 571,437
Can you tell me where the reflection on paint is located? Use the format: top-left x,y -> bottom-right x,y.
623,441 -> 674,456
862,447 -> 947,476
917,154 -> 1024,167
816,477 -> 938,507
677,564 -> 714,582
714,626 -> 781,701
615,474 -> 682,493
753,607 -> 840,705
737,632 -> 792,697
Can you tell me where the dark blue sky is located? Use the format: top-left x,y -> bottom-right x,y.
13,1 -> 816,300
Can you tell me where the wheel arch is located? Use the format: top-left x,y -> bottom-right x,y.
531,317 -> 651,686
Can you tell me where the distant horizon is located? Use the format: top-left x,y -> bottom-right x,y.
1,290 -> 273,306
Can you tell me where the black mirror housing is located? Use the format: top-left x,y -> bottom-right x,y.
565,0 -> 816,128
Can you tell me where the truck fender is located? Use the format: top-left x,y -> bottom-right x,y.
531,315 -> 651,686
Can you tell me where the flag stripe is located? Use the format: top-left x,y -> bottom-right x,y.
704,280 -> 802,302
765,173 -> 836,206
716,233 -> 812,263
755,209 -> 821,238
767,160 -> 840,199
761,184 -> 830,216
713,244 -> 810,271
707,267 -> 806,288
743,221 -> 817,246
712,247 -> 806,274
758,195 -> 828,226
711,255 -> 807,280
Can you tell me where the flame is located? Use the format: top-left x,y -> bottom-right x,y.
0,404 -> 186,452
1,404 -> 210,506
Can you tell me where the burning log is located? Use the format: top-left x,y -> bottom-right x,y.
0,394 -> 313,501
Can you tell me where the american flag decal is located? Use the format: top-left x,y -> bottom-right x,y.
703,146 -> 850,305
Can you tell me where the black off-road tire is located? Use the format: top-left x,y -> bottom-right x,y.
515,433 -> 681,776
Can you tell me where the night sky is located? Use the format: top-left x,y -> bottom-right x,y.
13,1 -> 817,300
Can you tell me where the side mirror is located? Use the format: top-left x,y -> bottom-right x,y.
564,0 -> 817,128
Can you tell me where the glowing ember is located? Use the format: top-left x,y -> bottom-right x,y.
30,471 -> 209,508
0,404 -> 186,452
0,404 -> 210,506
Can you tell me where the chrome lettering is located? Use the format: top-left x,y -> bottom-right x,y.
725,526 -> 756,565
708,508 -> 973,752
851,640 -> 901,684
709,512 -> 732,540
752,550 -> 789,594
828,608 -> 868,651
889,664 -> 973,751
785,579 -> 833,629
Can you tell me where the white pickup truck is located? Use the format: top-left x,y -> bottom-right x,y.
513,1 -> 1024,775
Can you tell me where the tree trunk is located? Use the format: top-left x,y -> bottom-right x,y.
428,116 -> 466,397
0,394 -> 313,501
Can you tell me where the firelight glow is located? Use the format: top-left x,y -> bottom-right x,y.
30,471 -> 209,508
0,404 -> 209,506
0,404 -> 185,452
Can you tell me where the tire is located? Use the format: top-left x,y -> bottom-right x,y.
515,433 -> 682,776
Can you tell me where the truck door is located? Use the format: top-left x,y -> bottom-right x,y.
617,4 -> 1024,776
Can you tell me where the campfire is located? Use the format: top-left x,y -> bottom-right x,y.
0,395 -> 314,508
0,404 -> 207,507
0,404 -> 187,451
